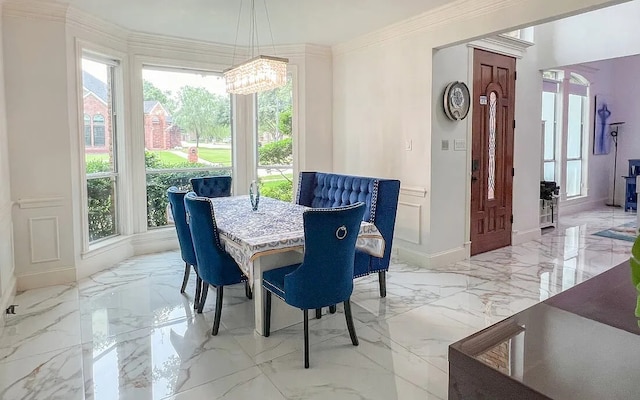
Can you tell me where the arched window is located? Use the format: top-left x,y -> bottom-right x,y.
84,114 -> 91,146
152,116 -> 160,124
93,114 -> 105,147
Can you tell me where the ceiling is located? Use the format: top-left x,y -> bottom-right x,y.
66,0 -> 454,46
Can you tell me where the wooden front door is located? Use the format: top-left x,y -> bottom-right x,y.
470,49 -> 516,256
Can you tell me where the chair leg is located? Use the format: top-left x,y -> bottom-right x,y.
198,281 -> 209,314
194,276 -> 202,310
212,285 -> 224,336
315,308 -> 322,319
303,309 -> 310,369
245,281 -> 253,299
180,262 -> 190,294
264,289 -> 271,337
379,271 -> 387,298
329,305 -> 337,314
344,299 -> 359,346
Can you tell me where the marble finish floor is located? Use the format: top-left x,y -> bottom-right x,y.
0,208 -> 635,399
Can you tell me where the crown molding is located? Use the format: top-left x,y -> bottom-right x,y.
3,0 -> 68,22
65,6 -> 128,45
333,0 -> 518,56
273,43 -> 332,59
128,31 -> 239,60
3,1 -> 331,64
467,34 -> 534,59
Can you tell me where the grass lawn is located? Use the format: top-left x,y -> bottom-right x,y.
181,147 -> 232,165
261,173 -> 293,182
85,153 -> 109,163
153,151 -> 192,165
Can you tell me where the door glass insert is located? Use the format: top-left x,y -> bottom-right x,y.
488,91 -> 497,200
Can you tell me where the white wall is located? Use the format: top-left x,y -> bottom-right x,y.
4,9 -> 77,289
611,55 -> 640,206
332,0 -> 625,264
535,1 -> 640,70
570,60 -> 616,210
0,5 -> 16,323
429,44 -> 469,255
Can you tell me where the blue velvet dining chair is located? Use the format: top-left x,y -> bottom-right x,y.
190,176 -> 232,198
167,187 -> 201,304
183,191 -> 251,335
262,202 -> 366,368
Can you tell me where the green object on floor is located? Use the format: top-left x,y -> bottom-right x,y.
631,235 -> 640,317
631,236 -> 640,287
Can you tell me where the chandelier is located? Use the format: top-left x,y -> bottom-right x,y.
224,0 -> 288,95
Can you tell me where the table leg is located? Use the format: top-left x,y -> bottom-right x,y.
252,251 -> 304,336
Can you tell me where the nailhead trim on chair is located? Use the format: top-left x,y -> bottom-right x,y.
188,193 -> 226,252
296,171 -> 304,204
304,202 -> 365,214
369,179 -> 379,223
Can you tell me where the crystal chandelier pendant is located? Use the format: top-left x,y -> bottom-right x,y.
224,55 -> 288,95
224,0 -> 288,95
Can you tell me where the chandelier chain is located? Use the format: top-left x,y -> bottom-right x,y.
263,0 -> 277,55
250,0 -> 259,58
231,0 -> 244,66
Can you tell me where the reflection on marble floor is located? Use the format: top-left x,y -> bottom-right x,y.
0,208 -> 635,399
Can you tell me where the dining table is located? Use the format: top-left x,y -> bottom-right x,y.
209,195 -> 385,335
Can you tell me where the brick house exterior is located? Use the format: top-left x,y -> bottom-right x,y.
143,101 -> 181,150
83,71 -> 180,153
82,71 -> 111,154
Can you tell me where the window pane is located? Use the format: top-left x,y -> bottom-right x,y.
487,92 -> 497,200
84,114 -> 91,146
87,177 -> 117,241
567,94 -> 584,159
566,160 -> 582,197
256,75 -> 293,202
142,67 -> 232,228
544,162 -> 555,182
82,57 -> 117,243
542,92 -> 556,161
93,115 -> 105,147
145,169 -> 231,228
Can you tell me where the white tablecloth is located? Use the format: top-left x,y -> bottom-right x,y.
210,196 -> 385,284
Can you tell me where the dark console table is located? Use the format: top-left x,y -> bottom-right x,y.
624,159 -> 640,211
449,261 -> 639,399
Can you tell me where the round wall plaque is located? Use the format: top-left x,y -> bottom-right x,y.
443,81 -> 470,121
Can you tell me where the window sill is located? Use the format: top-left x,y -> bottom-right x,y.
82,235 -> 129,260
562,195 -> 588,203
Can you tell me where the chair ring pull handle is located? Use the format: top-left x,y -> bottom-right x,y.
336,226 -> 348,240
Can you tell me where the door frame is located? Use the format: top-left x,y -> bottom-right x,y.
463,39 -> 527,252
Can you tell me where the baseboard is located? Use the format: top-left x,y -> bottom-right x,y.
512,227 -> 542,246
131,227 -> 179,256
78,237 -> 134,281
16,266 -> 76,291
395,245 -> 468,268
559,196 -> 608,216
78,229 -> 178,280
0,275 -> 17,331
12,229 -> 180,290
